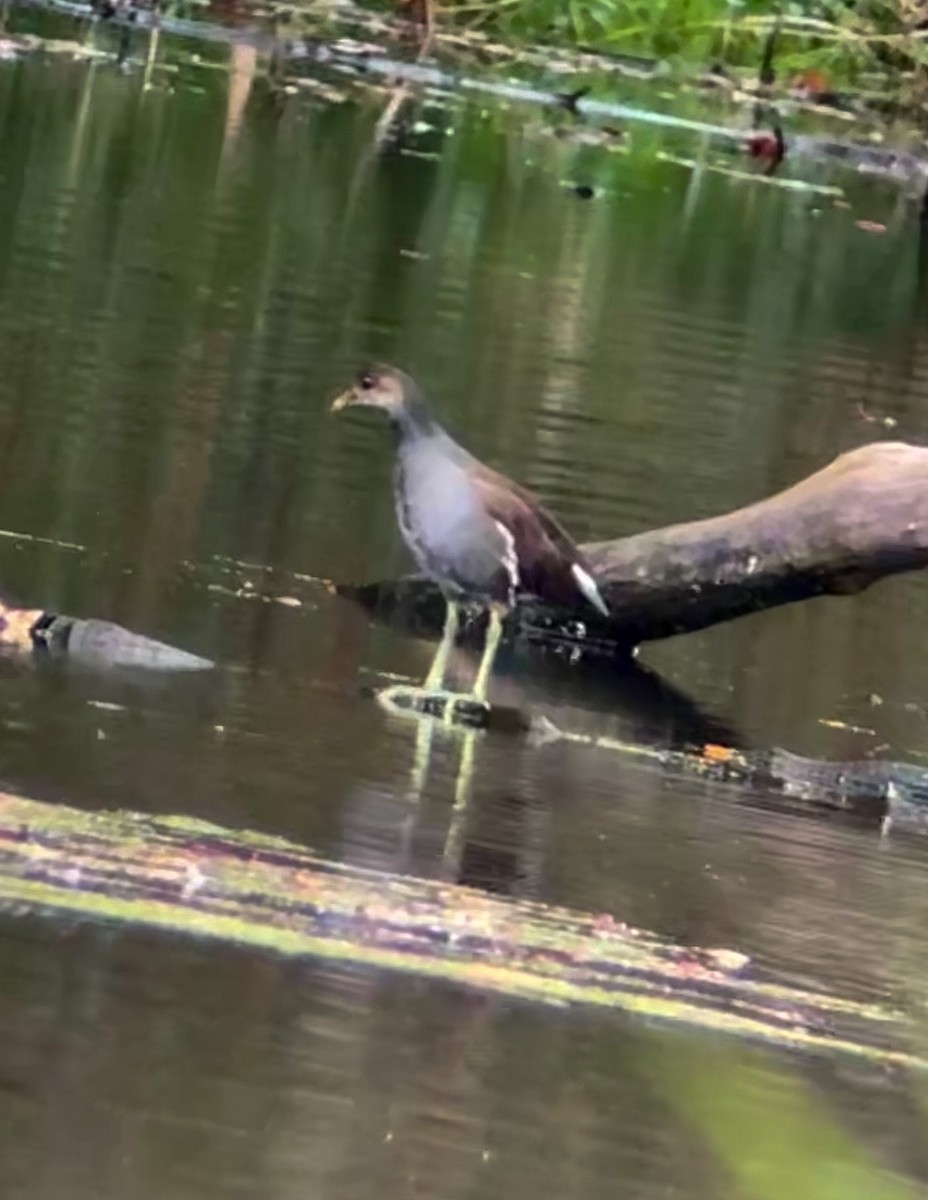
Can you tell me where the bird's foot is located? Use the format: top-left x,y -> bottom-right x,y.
376,684 -> 491,729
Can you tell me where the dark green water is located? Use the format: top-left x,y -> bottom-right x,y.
1,8 -> 928,1198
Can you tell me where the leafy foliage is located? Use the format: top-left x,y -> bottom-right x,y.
432,0 -> 928,87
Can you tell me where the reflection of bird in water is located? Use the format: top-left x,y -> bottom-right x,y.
745,126 -> 786,175
916,179 -> 928,308
331,365 -> 608,707
746,123 -> 928,192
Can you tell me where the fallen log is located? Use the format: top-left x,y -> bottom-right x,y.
341,442 -> 928,649
0,790 -> 920,1068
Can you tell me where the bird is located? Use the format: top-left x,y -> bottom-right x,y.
331,365 -> 608,706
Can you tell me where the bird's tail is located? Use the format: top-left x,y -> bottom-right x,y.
571,562 -> 609,617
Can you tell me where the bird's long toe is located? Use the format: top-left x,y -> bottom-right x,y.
376,684 -> 490,728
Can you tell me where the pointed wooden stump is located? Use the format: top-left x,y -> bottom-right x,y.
0,603 -> 213,672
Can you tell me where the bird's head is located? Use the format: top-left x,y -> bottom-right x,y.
330,364 -> 438,438
330,365 -> 411,419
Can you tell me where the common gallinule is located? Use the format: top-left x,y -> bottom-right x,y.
331,365 -> 608,704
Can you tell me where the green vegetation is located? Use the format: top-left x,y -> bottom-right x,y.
391,1 -> 928,93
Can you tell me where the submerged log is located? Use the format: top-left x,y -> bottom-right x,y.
0,789 -> 919,1067
341,442 -> 928,649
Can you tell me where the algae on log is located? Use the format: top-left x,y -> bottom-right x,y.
340,442 -> 928,649
0,790 -> 920,1069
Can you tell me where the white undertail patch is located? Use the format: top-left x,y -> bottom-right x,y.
494,520 -> 520,606
571,563 -> 609,617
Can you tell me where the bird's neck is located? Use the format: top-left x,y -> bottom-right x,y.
392,395 -> 443,442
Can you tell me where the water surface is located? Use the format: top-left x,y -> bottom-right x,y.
0,8 -> 927,1197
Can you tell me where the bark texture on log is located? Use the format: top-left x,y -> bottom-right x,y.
342,443 -> 928,648
582,441 -> 928,644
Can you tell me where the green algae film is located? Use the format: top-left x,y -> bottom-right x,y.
0,790 -> 920,1071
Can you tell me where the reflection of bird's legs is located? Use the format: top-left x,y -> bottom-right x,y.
395,707 -> 436,867
442,728 -> 477,874
424,598 -> 459,691
409,716 -> 435,799
470,603 -> 506,702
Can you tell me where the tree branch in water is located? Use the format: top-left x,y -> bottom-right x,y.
341,442 -> 928,649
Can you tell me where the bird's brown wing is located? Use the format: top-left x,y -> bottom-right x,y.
469,463 -> 596,608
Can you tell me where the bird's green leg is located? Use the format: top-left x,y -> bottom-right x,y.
423,598 -> 459,692
379,599 -> 494,730
469,604 -> 506,703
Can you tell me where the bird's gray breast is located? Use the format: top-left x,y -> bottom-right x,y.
394,441 -> 505,595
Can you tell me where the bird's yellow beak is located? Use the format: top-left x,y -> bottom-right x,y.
330,388 -> 355,414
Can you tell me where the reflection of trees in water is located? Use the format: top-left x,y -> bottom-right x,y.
0,25 -> 927,1089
